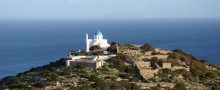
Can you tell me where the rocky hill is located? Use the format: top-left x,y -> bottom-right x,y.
0,43 -> 220,90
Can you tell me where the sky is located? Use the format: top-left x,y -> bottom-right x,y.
0,0 -> 220,19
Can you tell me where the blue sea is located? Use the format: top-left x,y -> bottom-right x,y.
0,19 -> 220,79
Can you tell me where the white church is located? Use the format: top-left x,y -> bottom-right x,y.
65,31 -> 115,69
86,31 -> 110,52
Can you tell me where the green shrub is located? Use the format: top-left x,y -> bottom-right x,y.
117,53 -> 129,61
158,60 -> 164,67
174,82 -> 186,90
168,53 -> 180,59
118,80 -> 130,89
166,59 -> 181,66
191,60 -> 207,72
182,72 -> 194,81
107,45 -> 117,53
75,52 -> 88,56
92,80 -> 110,89
93,51 -> 104,55
54,87 -> 64,90
173,49 -> 184,53
186,54 -> 197,60
118,44 -> 139,50
79,85 -> 92,90
211,85 -> 220,90
173,49 -> 187,56
119,74 -> 130,79
140,43 -> 154,52
111,82 -> 121,89
190,66 -> 203,77
162,69 -> 173,75
33,81 -> 50,88
130,83 -> 141,90
89,45 -> 101,51
108,56 -> 126,71
60,67 -> 72,76
10,83 -> 30,89
111,42 -> 118,46
124,66 -> 135,75
68,86 -> 79,90
180,56 -> 191,65
129,77 -> 139,82
150,57 -> 159,69
89,75 -> 100,82
151,86 -> 161,90
200,60 -> 208,64
205,72 -> 218,79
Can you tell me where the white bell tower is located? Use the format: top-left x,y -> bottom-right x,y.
86,34 -> 90,52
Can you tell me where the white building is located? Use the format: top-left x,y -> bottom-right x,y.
66,55 -> 116,69
86,31 -> 110,52
65,31 -> 115,69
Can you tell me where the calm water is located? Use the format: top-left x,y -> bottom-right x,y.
0,19 -> 220,79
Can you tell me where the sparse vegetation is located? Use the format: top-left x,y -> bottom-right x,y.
107,45 -> 117,54
89,45 -> 101,51
92,51 -> 104,55
140,43 -> 154,52
0,43 -> 220,90
174,82 -> 186,90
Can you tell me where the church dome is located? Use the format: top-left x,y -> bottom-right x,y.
95,31 -> 103,36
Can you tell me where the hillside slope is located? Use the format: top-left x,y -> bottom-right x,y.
0,43 -> 220,90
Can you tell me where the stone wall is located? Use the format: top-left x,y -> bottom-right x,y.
145,55 -> 169,60
70,55 -> 116,61
162,63 -> 171,69
137,82 -> 175,89
135,61 -> 159,80
69,61 -> 102,69
172,66 -> 190,71
144,51 -> 152,56
136,61 -> 150,68
66,55 -> 116,68
97,55 -> 116,60
154,48 -> 172,54
123,49 -> 141,55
